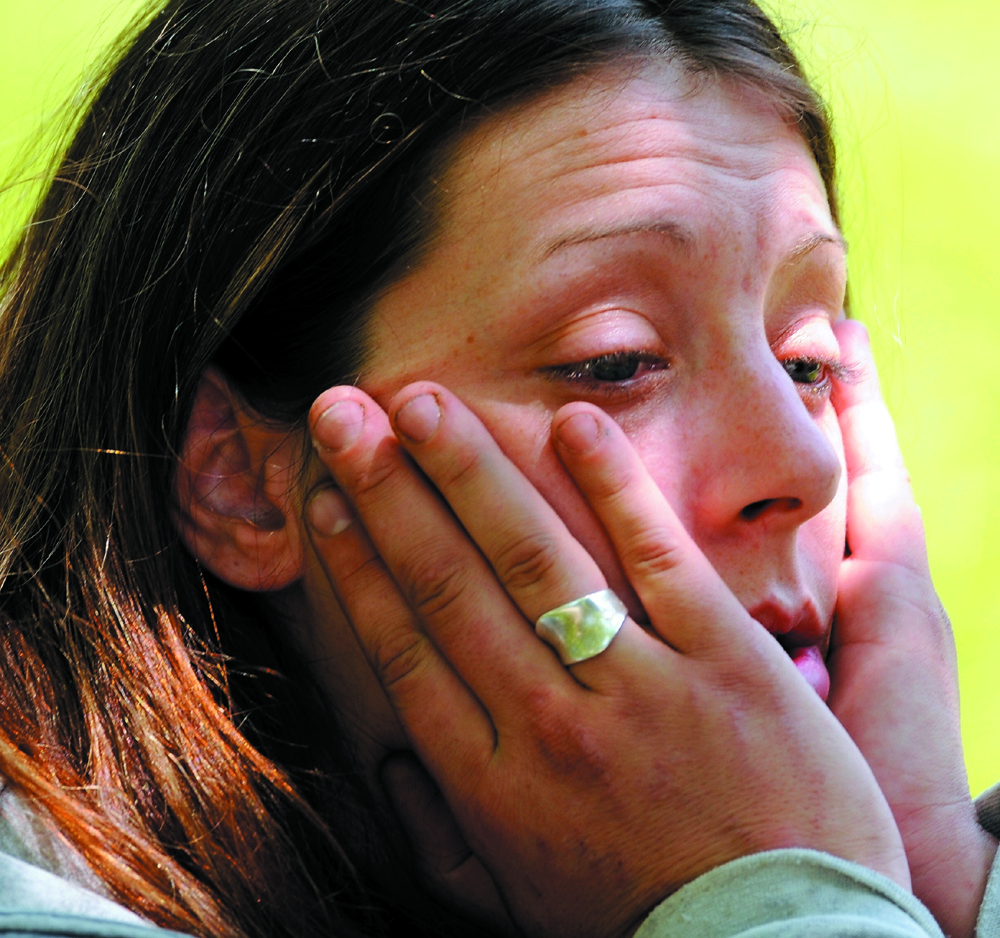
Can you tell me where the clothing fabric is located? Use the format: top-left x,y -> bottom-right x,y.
978,781 -> 1000,840
0,792 -> 174,936
977,781 -> 1000,937
635,849 -> 946,937
637,784 -> 1000,938
0,851 -> 181,937
0,787 -> 998,937
0,847 -> 948,938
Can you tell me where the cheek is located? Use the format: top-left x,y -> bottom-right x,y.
789,482 -> 846,638
803,480 -> 847,588
475,401 -> 642,605
798,410 -> 849,602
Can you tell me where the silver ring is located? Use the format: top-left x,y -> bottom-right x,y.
535,588 -> 627,666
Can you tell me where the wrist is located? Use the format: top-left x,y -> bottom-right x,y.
910,811 -> 997,938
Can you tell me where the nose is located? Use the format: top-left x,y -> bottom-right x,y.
691,354 -> 842,536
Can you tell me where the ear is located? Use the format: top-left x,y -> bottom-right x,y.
174,366 -> 305,591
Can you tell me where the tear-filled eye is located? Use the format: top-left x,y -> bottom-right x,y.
585,353 -> 646,382
544,351 -> 668,389
782,358 -> 826,386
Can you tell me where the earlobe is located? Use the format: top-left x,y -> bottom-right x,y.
174,366 -> 305,591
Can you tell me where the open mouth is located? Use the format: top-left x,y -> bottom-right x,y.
752,601 -> 831,702
776,639 -> 830,701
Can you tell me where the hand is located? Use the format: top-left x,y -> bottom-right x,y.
304,381 -> 908,938
828,320 -> 998,938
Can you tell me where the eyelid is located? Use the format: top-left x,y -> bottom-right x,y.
529,306 -> 662,357
780,354 -> 864,411
770,312 -> 850,372
540,349 -> 670,393
791,355 -> 860,385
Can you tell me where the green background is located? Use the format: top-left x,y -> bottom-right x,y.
2,0 -> 997,793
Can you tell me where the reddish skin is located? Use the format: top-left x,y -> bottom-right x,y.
302,324 -> 1000,935
828,319 -> 997,938
177,64 -> 979,936
358,63 -> 852,699
266,64 -> 861,787
301,380 -> 907,938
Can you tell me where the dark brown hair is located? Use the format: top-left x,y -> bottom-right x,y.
0,1 -> 836,935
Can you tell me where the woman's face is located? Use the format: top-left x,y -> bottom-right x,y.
359,65 -> 847,692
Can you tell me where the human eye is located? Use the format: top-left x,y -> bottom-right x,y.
783,357 -> 829,387
542,350 -> 669,394
781,355 -> 854,400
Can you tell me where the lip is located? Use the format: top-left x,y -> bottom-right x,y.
747,599 -> 831,701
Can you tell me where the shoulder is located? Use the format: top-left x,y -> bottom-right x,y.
0,849 -> 186,937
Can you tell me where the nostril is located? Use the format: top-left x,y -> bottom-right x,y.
741,499 -> 773,521
740,497 -> 802,521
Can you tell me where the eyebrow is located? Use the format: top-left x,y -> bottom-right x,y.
540,220 -> 695,260
541,222 -> 847,265
782,231 -> 849,267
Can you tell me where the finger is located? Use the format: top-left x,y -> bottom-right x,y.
309,386 -> 563,707
304,484 -> 495,765
381,753 -> 514,934
832,320 -> 928,575
551,403 -> 764,660
388,383 -> 668,686
388,382 -> 606,620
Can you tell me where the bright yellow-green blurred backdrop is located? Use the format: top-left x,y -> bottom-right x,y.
2,0 -> 998,794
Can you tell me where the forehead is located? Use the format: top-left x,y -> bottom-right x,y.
363,64 -> 837,385
429,62 -> 829,248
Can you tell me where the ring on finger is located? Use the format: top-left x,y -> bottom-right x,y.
535,588 -> 627,666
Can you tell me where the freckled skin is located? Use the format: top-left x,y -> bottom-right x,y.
364,64 -> 845,608
298,62 -> 850,764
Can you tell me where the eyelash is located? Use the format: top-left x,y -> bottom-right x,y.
544,349 -> 860,402
781,355 -> 855,398
542,350 -> 669,393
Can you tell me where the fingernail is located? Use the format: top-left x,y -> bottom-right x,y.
307,486 -> 353,536
555,411 -> 601,454
394,393 -> 441,443
313,400 -> 365,452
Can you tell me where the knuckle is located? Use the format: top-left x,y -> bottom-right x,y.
400,546 -> 474,621
346,452 -> 402,503
591,463 -> 635,504
492,530 -> 560,594
334,552 -> 384,592
623,526 -> 685,580
437,445 -> 483,490
539,719 -> 612,783
520,682 -> 564,719
520,687 -> 612,780
371,628 -> 433,693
